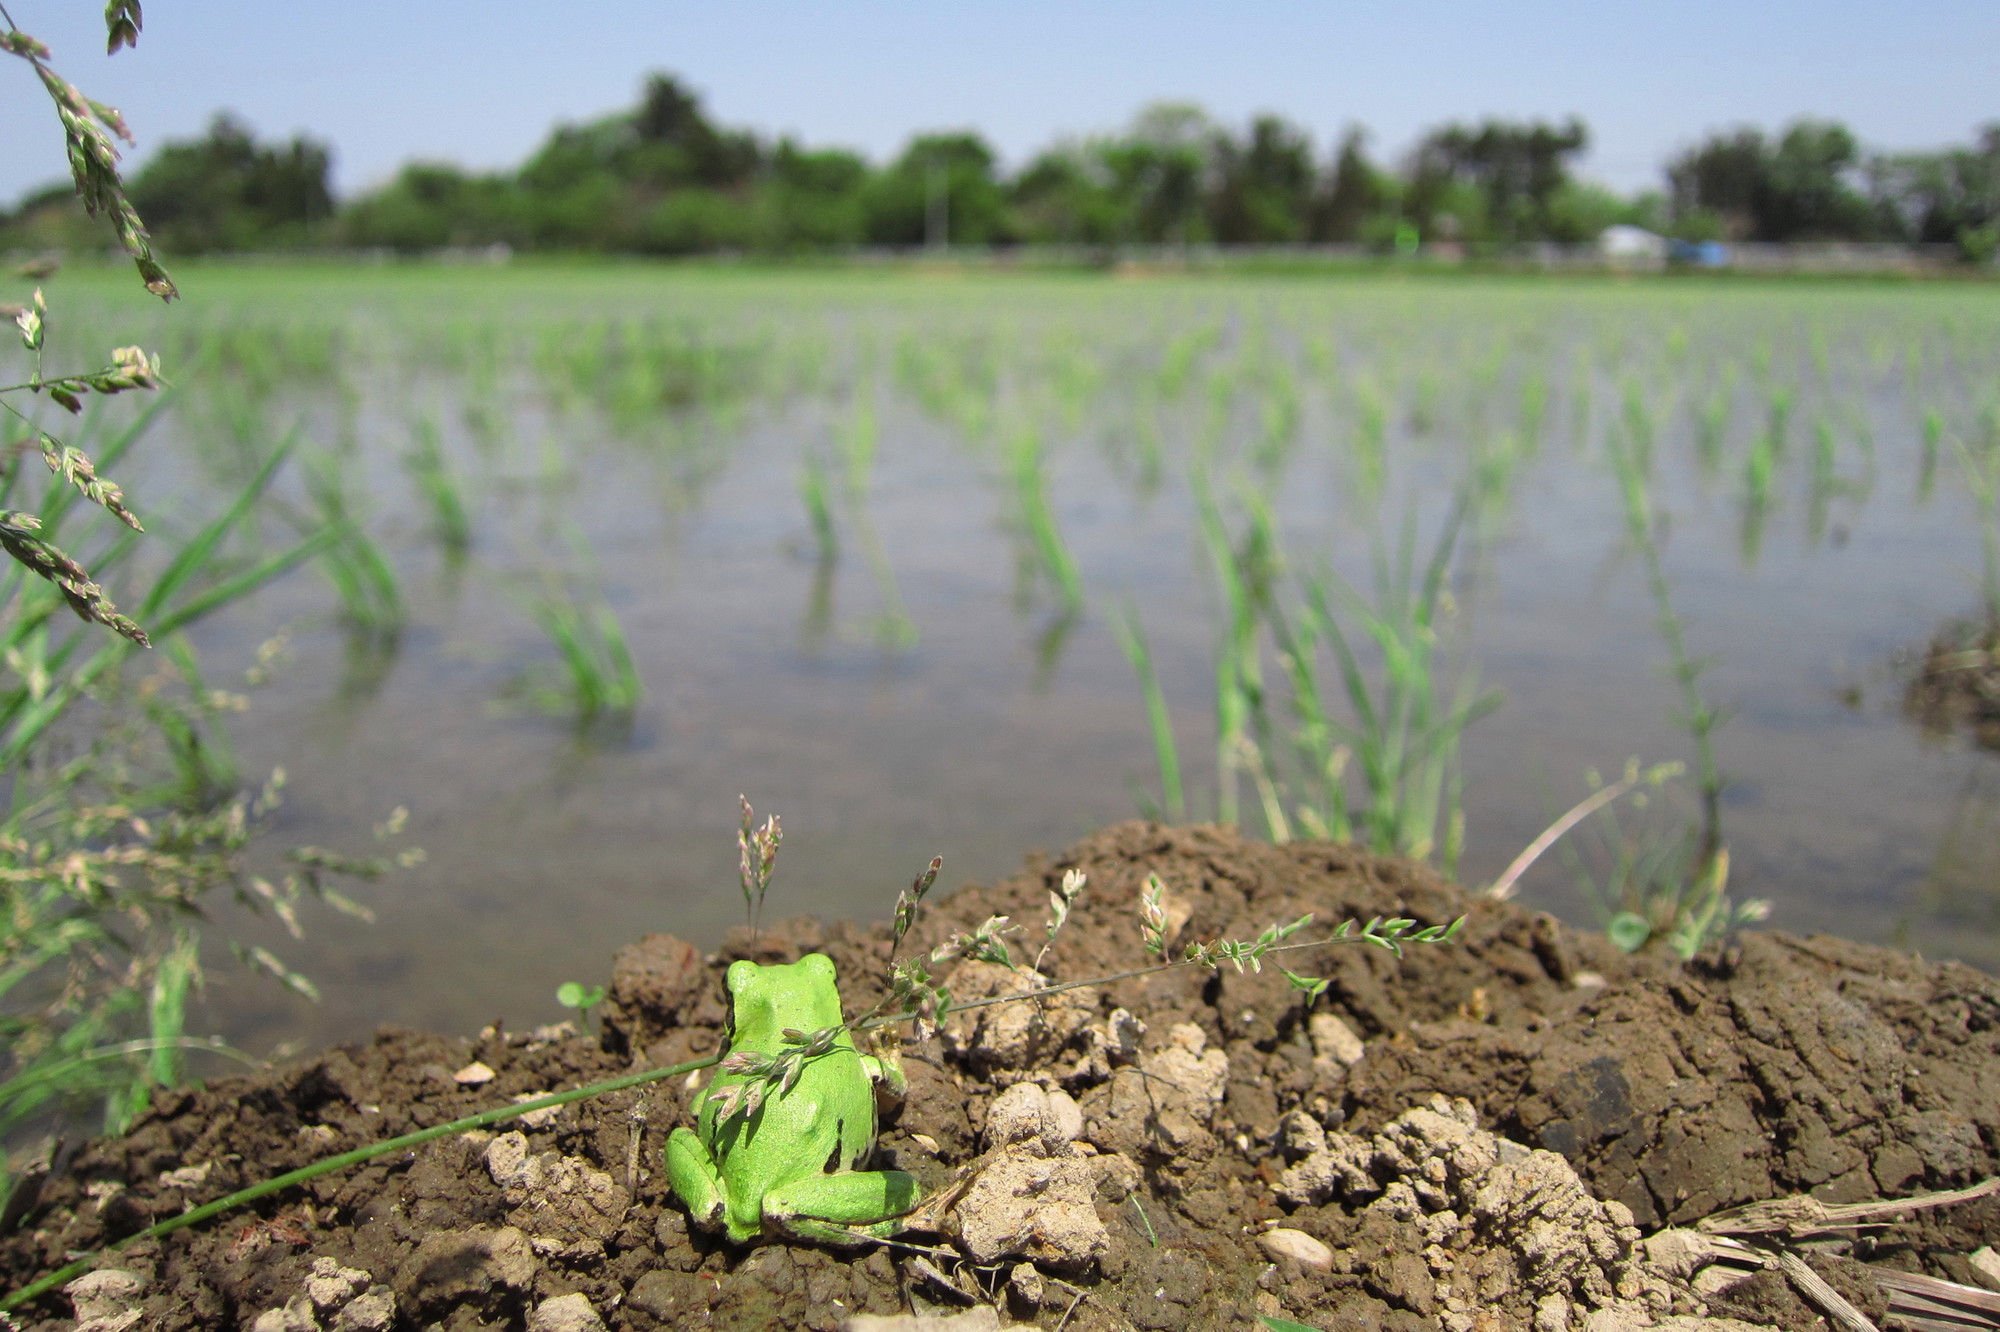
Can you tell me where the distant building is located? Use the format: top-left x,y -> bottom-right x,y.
1667,239 -> 1731,268
1598,225 -> 1668,264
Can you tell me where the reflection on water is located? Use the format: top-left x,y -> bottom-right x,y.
16,266 -> 2000,1055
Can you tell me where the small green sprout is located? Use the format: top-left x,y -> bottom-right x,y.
556,980 -> 608,1031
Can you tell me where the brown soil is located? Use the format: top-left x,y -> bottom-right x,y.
4,821 -> 1999,1331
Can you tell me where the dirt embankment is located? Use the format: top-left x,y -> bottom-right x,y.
4,822 -> 1998,1331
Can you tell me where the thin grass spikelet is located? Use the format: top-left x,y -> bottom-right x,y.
42,436 -> 141,530
737,795 -> 781,941
890,854 -> 943,958
930,915 -> 1016,969
0,508 -> 147,645
1138,873 -> 1169,958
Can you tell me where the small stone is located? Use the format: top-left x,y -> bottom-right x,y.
527,1291 -> 606,1332
158,1162 -> 211,1188
1309,1013 -> 1365,1066
332,1289 -> 396,1332
511,1093 -> 564,1128
453,1061 -> 497,1084
1007,1263 -> 1044,1308
1534,1291 -> 1570,1332
984,1082 -> 1052,1150
247,1296 -> 318,1332
485,1131 -> 531,1190
954,1149 -> 1109,1269
1572,971 -> 1607,990
305,1257 -> 372,1312
1640,1228 -> 1715,1280
1167,1022 -> 1206,1054
1044,1088 -> 1084,1145
1969,1246 -> 2000,1292
1260,1227 -> 1334,1271
845,1309 -> 1000,1332
66,1270 -> 146,1323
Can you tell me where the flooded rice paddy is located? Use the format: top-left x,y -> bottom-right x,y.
17,264 -> 2000,1055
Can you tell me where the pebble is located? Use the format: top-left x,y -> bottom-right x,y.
1309,1013 -> 1365,1067
527,1291 -> 606,1332
1259,1227 -> 1334,1271
452,1061 -> 497,1084
845,1309 -> 999,1332
66,1270 -> 146,1332
333,1289 -> 396,1332
1970,1245 -> 2000,1292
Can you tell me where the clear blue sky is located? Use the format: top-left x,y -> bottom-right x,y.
1,0 -> 1993,203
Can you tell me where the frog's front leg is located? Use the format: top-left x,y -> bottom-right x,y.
859,1049 -> 908,1112
664,1126 -> 730,1234
764,1168 -> 922,1246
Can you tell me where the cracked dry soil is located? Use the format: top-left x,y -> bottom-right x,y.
4,821 -> 1998,1331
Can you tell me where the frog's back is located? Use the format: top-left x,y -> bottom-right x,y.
713,954 -> 878,1234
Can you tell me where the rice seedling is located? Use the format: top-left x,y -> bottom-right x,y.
1128,473 -> 1496,871
510,576 -> 644,723
1694,379 -> 1732,476
403,416 -> 473,558
1284,508 -> 1499,872
1006,426 -> 1085,616
1157,323 -> 1217,399
798,446 -> 839,566
1351,377 -> 1388,502
1740,421 -> 1778,563
1951,432 -> 2000,628
1109,603 -> 1185,822
1128,386 -> 1165,496
301,451 -> 403,644
1601,416 -> 1767,953
834,390 -> 916,650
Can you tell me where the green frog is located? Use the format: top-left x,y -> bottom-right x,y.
665,952 -> 920,1244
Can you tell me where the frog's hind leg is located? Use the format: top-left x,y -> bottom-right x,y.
664,1126 -> 728,1234
764,1169 -> 921,1246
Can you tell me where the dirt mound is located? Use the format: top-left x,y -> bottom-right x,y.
1903,617 -> 2000,750
4,821 -> 1998,1331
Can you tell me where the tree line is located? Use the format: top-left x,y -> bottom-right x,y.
3,74 -> 1995,261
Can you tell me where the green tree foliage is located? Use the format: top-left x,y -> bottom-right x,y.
1010,145 -> 1126,245
1405,118 -> 1589,244
1105,103 -> 1217,244
1666,119 -> 1878,242
126,114 -> 332,252
341,163 -> 522,252
1870,124 -> 2000,260
1311,129 -> 1394,243
9,68 -> 1998,261
863,133 -> 1008,246
1208,114 -> 1316,243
